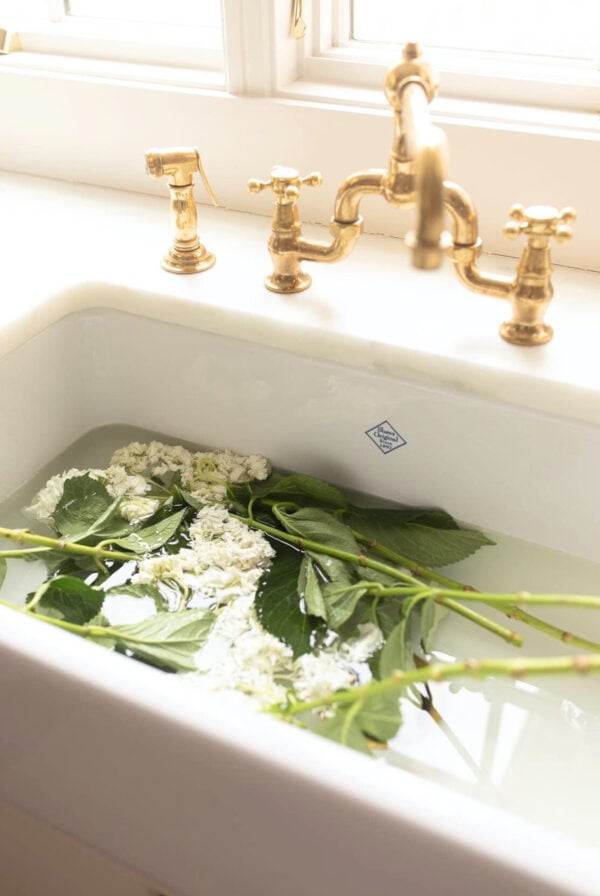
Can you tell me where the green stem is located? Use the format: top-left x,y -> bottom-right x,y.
369,585 -> 600,613
437,596 -> 522,646
0,595 -> 87,634
0,527 -> 140,564
279,652 -> 600,718
238,516 -> 534,645
236,515 -> 422,587
0,547 -> 51,558
506,606 -> 600,654
352,530 -> 461,588
436,588 -> 600,610
354,533 -> 600,652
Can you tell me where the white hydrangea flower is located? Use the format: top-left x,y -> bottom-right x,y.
338,623 -> 384,664
132,506 -> 273,609
182,447 -> 271,503
192,593 -> 292,707
26,463 -> 155,525
25,468 -> 87,522
119,496 -> 161,524
292,653 -> 356,702
133,549 -> 200,589
110,441 -> 270,508
96,465 -> 149,499
189,505 -> 275,571
111,440 -> 193,480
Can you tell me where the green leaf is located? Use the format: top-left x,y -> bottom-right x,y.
112,509 -> 187,553
104,582 -> 166,612
254,473 -> 349,509
255,540 -> 320,658
98,608 -> 215,672
174,486 -> 204,511
33,576 -> 105,625
274,507 -> 359,585
347,508 -> 494,568
314,710 -> 372,755
356,690 -> 402,743
0,557 -> 6,590
53,475 -> 117,540
379,595 -> 423,679
298,555 -> 327,620
420,597 -> 448,653
322,582 -> 369,630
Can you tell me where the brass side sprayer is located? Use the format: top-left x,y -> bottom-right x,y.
146,146 -> 218,275
249,43 -> 575,346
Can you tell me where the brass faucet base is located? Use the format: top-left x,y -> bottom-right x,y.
162,242 -> 215,275
265,271 -> 312,294
500,321 -> 553,347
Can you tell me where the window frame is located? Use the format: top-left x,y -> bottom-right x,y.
298,0 -> 600,112
0,0 -> 599,273
8,0 -> 224,73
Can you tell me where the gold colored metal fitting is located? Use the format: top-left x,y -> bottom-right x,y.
0,28 -> 20,54
145,146 -> 218,275
498,204 -> 576,346
384,42 -> 439,108
445,192 -> 577,346
248,166 -> 324,293
249,42 -> 576,346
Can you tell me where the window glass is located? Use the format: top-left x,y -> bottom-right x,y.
351,0 -> 599,63
66,0 -> 222,29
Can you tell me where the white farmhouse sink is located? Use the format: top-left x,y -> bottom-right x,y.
1,290 -> 600,896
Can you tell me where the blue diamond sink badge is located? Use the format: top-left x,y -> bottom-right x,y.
365,420 -> 407,454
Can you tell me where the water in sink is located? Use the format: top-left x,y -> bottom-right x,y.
1,424 -> 599,850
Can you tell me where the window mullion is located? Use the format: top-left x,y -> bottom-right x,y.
331,0 -> 351,47
222,0 -> 276,95
47,0 -> 66,22
223,0 -> 301,96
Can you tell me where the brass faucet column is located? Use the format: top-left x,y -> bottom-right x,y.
146,146 -> 217,275
383,42 -> 448,269
248,166 -> 363,294
500,204 -> 576,345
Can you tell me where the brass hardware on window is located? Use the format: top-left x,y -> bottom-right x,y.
145,146 -> 218,275
290,0 -> 306,39
0,29 -> 20,54
249,42 -> 575,346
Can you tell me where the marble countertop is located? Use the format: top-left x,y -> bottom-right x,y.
2,170 -> 599,425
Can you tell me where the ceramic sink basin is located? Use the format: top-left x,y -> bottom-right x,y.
0,288 -> 599,896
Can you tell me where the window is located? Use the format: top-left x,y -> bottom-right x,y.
2,0 -> 223,72
351,0 -> 599,61
0,0 -> 598,271
300,0 -> 600,110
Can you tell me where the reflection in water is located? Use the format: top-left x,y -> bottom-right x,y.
384,656 -> 600,848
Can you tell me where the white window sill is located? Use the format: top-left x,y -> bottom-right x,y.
1,170 -> 599,427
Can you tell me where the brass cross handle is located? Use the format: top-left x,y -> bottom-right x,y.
248,166 -> 322,205
495,202 -> 577,346
503,203 -> 576,244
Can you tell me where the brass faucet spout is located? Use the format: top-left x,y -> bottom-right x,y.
443,181 -> 478,246
397,82 -> 447,269
296,219 -> 363,264
333,171 -> 386,224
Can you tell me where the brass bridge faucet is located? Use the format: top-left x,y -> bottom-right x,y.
249,43 -> 575,346
146,146 -> 218,274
